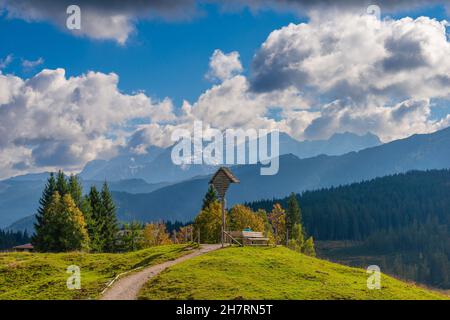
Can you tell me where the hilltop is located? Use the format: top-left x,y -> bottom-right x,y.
247,169 -> 450,289
138,246 -> 447,300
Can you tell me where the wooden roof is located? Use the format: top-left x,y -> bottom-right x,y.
209,167 -> 240,184
13,243 -> 34,249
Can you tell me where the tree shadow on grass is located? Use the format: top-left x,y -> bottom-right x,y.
131,246 -> 191,269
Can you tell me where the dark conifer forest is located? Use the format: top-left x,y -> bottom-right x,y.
0,229 -> 31,250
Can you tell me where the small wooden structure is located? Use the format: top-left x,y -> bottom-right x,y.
209,167 -> 240,247
209,167 -> 240,198
13,243 -> 34,252
228,231 -> 269,246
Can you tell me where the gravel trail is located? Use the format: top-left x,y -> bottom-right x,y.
101,244 -> 222,300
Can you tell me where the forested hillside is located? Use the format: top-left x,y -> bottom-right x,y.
248,170 -> 450,289
7,126 -> 450,230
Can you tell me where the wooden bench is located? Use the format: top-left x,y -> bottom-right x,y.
228,231 -> 269,246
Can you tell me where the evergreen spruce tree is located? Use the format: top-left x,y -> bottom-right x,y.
87,186 -> 104,252
286,193 -> 302,237
202,185 -> 218,210
0,229 -> 32,250
35,192 -> 62,252
68,175 -> 93,230
56,170 -> 69,196
33,192 -> 89,252
100,182 -> 119,252
68,175 -> 83,208
32,171 -> 94,252
32,173 -> 56,251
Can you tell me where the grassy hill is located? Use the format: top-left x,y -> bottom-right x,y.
0,244 -> 193,300
1,245 -> 447,300
248,170 -> 450,289
138,246 -> 448,300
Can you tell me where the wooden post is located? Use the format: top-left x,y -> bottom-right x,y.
198,229 -> 201,245
221,197 -> 226,248
209,167 -> 239,248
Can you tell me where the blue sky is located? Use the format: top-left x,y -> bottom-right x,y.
0,3 -> 447,104
0,4 -> 301,104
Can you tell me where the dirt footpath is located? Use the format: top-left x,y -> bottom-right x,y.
101,244 -> 222,300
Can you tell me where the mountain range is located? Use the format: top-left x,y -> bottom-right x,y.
79,131 -> 381,183
104,126 -> 450,223
1,131 -> 380,229
12,128 -> 450,231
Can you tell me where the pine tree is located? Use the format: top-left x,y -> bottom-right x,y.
202,185 -> 218,210
32,173 -> 56,250
0,229 -> 32,250
56,170 -> 69,196
286,193 -> 302,236
32,192 -> 89,252
87,186 -> 103,252
100,182 -> 119,252
68,175 -> 83,208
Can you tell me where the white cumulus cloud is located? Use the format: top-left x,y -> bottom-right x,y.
2,10 -> 450,178
206,49 -> 244,82
249,12 -> 450,141
0,68 -> 175,178
0,0 -> 198,44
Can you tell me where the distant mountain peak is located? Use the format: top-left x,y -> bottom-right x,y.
5,126 -> 450,231
77,130 -> 383,183
278,131 -> 381,160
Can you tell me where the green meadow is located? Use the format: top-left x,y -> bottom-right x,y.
139,246 -> 448,300
0,244 -> 193,300
1,244 -> 447,300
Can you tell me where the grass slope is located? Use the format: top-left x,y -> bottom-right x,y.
0,244 -> 193,300
139,246 -> 447,300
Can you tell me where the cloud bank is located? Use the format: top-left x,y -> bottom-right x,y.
249,12 -> 450,140
1,0 -> 447,43
133,12 -> 450,146
0,68 -> 175,178
1,9 -> 450,178
0,0 -> 198,44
